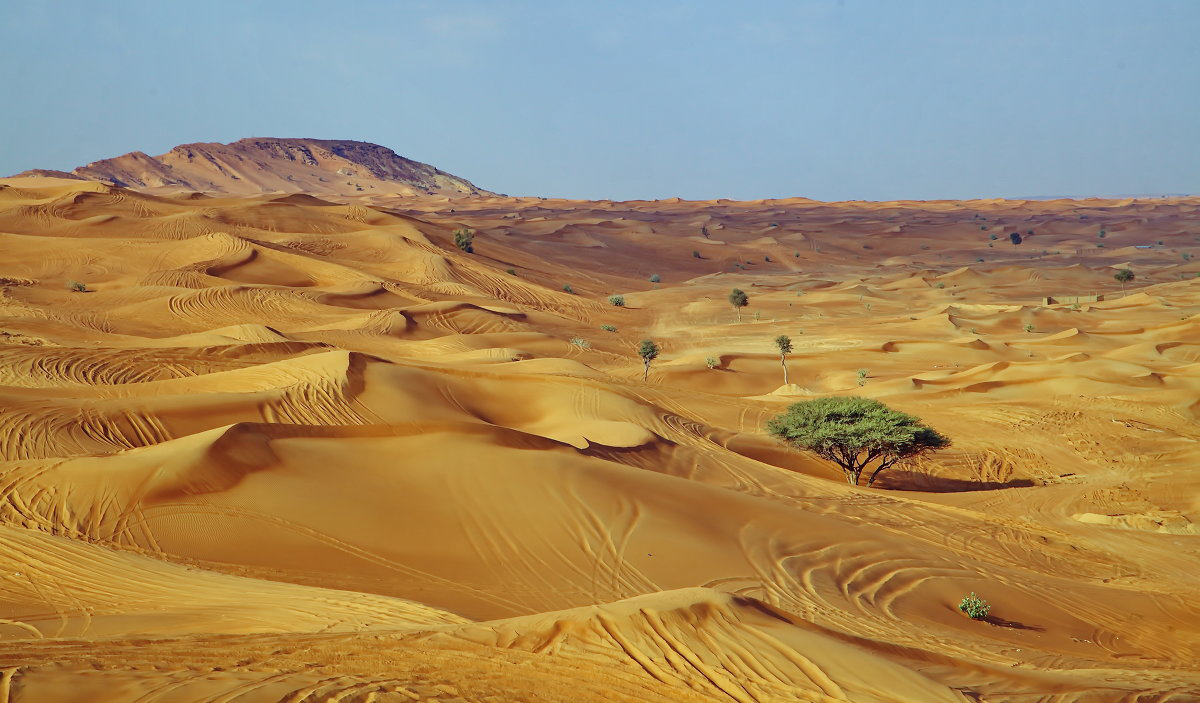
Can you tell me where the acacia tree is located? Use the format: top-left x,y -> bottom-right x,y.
766,396 -> 950,487
638,339 -> 660,381
1114,268 -> 1134,295
729,288 -> 749,322
774,334 -> 793,385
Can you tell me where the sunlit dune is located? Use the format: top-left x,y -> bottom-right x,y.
1,174 -> 1199,701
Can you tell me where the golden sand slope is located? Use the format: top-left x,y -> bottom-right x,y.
1,176 -> 1199,701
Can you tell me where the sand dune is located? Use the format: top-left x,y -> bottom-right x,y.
0,178 -> 1198,700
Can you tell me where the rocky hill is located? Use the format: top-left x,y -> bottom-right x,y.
13,138 -> 490,197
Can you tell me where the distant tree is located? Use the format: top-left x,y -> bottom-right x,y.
766,396 -> 951,487
1114,268 -> 1134,295
452,227 -> 475,253
728,288 -> 749,322
649,274 -> 661,283
608,294 -> 625,307
1009,232 -> 1022,245
637,339 -> 660,381
774,335 -> 793,385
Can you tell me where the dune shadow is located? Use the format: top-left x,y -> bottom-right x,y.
877,469 -> 1035,493
984,614 -> 1044,631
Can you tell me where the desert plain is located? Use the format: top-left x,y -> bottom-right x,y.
0,144 -> 1198,701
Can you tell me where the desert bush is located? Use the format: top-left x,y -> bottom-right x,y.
856,368 -> 869,386
452,227 -> 474,253
693,250 -> 702,259
1098,229 -> 1107,238
563,284 -> 574,294
935,282 -> 946,289
600,324 -> 617,332
959,593 -> 990,620
66,281 -> 88,292
775,335 -> 793,385
637,339 -> 660,381
649,274 -> 661,283
608,294 -> 625,307
506,268 -> 516,275
1071,302 -> 1081,311
1009,232 -> 1022,245
1114,268 -> 1134,294
989,233 -> 998,241
969,327 -> 979,334
1024,323 -> 1035,332
705,355 -> 718,369
569,337 -> 591,349
766,396 -> 950,487
728,288 -> 749,321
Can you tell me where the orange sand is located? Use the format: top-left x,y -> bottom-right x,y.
0,175 -> 1198,701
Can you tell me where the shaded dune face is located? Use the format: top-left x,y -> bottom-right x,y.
0,177 -> 1198,701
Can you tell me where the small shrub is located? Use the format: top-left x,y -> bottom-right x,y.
1071,302 -> 1081,311
705,355 -> 718,369
1157,240 -> 1164,246
1009,232 -> 1022,245
67,281 -> 88,292
856,368 -> 869,386
976,258 -> 984,263
649,274 -> 661,283
569,337 -> 591,349
935,282 -> 946,289
989,233 -> 998,241
693,250 -> 702,259
562,284 -> 574,294
1096,243 -> 1105,248
969,327 -> 979,334
608,294 -> 626,307
959,592 -> 990,620
1024,323 -> 1035,332
794,251 -> 801,257
1098,230 -> 1106,238
600,324 -> 617,332
452,227 -> 475,253
764,255 -> 772,262
505,268 -> 516,275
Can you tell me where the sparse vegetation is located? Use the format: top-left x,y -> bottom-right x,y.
766,396 -> 951,487
969,327 -> 979,334
989,233 -> 998,241
856,368 -> 869,386
638,339 -> 660,381
1009,232 -> 1022,245
563,284 -> 574,294
728,288 -> 749,322
959,593 -> 991,620
775,335 -> 793,385
569,337 -> 590,349
693,250 -> 702,259
935,282 -> 945,289
600,324 -> 617,332
67,281 -> 88,292
649,274 -> 661,283
452,227 -> 475,253
1024,323 -> 1035,333
506,268 -> 516,275
608,294 -> 625,307
705,355 -> 719,370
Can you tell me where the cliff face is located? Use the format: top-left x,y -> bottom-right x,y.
17,138 -> 490,196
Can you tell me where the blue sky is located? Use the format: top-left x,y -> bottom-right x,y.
2,1 -> 1197,200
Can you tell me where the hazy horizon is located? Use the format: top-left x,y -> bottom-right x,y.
3,0 -> 1198,201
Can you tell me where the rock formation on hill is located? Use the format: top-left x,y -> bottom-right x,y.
12,138 -> 490,197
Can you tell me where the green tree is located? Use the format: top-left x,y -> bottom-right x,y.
608,294 -> 626,307
1114,268 -> 1134,295
774,334 -> 793,385
766,396 -> 950,487
638,339 -> 660,381
452,227 -> 474,253
728,288 -> 749,322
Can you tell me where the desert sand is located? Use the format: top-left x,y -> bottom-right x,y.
0,173 -> 1198,701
